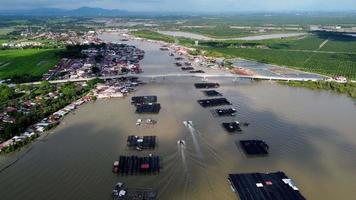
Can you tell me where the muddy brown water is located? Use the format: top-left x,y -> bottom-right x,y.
0,33 -> 356,200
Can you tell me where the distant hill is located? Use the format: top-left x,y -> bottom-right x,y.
0,7 -> 129,16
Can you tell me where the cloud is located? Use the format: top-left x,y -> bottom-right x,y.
0,0 -> 355,11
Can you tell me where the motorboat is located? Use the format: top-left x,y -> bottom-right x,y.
177,140 -> 186,145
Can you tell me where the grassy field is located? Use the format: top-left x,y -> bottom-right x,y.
179,25 -> 301,39
203,47 -> 356,79
132,30 -> 176,43
0,39 -> 8,45
280,81 -> 356,99
0,27 -> 14,35
133,29 -> 356,79
132,30 -> 195,46
198,33 -> 356,79
0,49 -> 61,80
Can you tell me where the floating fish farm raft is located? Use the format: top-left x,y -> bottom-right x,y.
228,171 -> 306,200
203,90 -> 222,96
194,83 -> 220,89
136,103 -> 161,114
181,67 -> 194,71
112,155 -> 160,175
127,135 -> 156,150
222,121 -> 242,133
189,70 -> 205,73
112,182 -> 157,200
131,96 -> 157,105
213,108 -> 237,116
239,140 -> 269,156
198,98 -> 231,107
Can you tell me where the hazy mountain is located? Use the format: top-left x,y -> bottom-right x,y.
0,7 -> 129,16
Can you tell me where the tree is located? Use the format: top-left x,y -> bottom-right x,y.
0,84 -> 15,104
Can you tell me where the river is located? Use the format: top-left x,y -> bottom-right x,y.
0,32 -> 355,200
157,30 -> 306,41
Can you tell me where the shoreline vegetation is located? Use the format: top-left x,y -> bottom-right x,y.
131,30 -> 356,99
0,78 -> 103,154
280,81 -> 356,100
132,30 -> 356,80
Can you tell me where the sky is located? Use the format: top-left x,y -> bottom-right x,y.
1,0 -> 355,12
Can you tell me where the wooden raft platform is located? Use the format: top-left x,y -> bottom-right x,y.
228,171 -> 306,200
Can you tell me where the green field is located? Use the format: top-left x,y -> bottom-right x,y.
203,47 -> 356,79
132,30 -> 195,46
0,49 -> 61,80
179,26 -> 300,39
0,27 -> 14,35
197,33 -> 356,80
132,30 -> 176,43
280,81 -> 356,99
132,29 -> 356,80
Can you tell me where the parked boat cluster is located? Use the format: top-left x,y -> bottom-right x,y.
92,77 -> 142,99
156,43 -> 226,73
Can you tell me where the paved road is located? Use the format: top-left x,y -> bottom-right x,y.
23,73 -> 324,85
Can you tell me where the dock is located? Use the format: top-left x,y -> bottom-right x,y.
127,135 -> 156,150
197,98 -> 231,107
131,96 -> 157,105
112,182 -> 157,200
239,140 -> 269,156
181,67 -> 194,71
136,103 -> 161,114
203,90 -> 222,96
113,155 -> 160,175
189,70 -> 205,73
184,62 -> 191,66
194,83 -> 220,89
222,121 -> 242,133
213,108 -> 237,116
228,171 -> 306,200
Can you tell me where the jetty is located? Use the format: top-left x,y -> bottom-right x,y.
239,140 -> 269,156
127,135 -> 156,150
131,96 -> 157,105
112,182 -> 157,200
189,70 -> 205,73
214,108 -> 237,116
194,83 -> 220,89
181,67 -> 194,71
113,155 -> 160,175
198,98 -> 231,107
222,121 -> 242,132
228,171 -> 306,200
203,90 -> 222,96
136,103 -> 161,114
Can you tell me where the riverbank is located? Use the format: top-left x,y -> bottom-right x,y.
280,81 -> 356,100
132,30 -> 356,81
0,77 -> 141,154
157,30 -> 307,41
1,32 -> 356,200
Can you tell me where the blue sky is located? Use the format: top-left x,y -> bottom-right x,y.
1,0 -> 355,12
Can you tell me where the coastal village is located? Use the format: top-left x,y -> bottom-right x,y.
0,33 -> 145,153
0,26 -> 354,200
